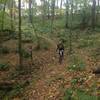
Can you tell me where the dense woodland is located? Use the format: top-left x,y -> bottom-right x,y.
0,0 -> 100,100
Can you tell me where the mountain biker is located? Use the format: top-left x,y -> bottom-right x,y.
56,41 -> 64,64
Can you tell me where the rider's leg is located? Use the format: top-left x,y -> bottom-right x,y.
59,50 -> 64,64
59,55 -> 63,64
59,56 -> 61,64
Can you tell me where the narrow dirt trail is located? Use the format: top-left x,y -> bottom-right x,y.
1,39 -> 99,99
24,45 -> 69,100
24,46 -> 100,100
28,64 -> 67,100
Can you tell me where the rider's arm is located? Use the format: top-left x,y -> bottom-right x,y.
62,45 -> 64,50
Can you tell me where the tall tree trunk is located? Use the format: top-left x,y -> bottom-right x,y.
96,0 -> 100,24
13,0 -> 16,20
97,0 -> 99,8
41,0 -> 46,24
60,0 -> 63,15
18,0 -> 23,67
81,0 -> 88,29
51,0 -> 55,33
69,0 -> 73,54
29,0 -> 32,23
47,0 -> 50,19
91,0 -> 96,30
1,1 -> 6,31
56,0 -> 59,9
98,0 -> 100,13
10,0 -> 14,30
75,1 -> 78,14
65,0 -> 69,28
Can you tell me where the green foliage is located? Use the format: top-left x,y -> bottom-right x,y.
16,47 -> 32,59
71,78 -> 79,85
0,90 -> 6,99
0,46 -> 10,54
77,33 -> 100,49
0,11 -> 11,30
58,32 -> 67,42
90,48 -> 100,61
40,39 -> 50,50
41,42 -> 49,50
22,49 -> 31,59
54,17 -> 65,29
67,64 -> 85,71
63,88 -> 73,100
0,63 -> 9,71
77,39 -> 94,48
63,88 -> 97,100
21,23 -> 36,41
0,83 -> 25,99
68,55 -> 85,71
76,89 -> 97,100
34,37 -> 50,50
9,84 -> 24,98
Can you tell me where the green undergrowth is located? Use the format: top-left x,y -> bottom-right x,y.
77,33 -> 100,49
0,46 -> 10,54
63,88 -> 98,100
90,47 -> 100,61
67,54 -> 86,71
0,63 -> 9,71
0,83 -> 27,100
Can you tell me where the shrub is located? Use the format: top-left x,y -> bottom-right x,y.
63,88 -> 97,100
76,89 -> 97,100
63,88 -> 73,100
0,63 -> 9,71
0,46 -> 10,54
67,63 -> 85,71
71,78 -> 79,85
90,48 -> 100,61
40,42 -> 50,50
0,90 -> 5,99
14,49 -> 31,59
67,55 -> 86,71
34,38 -> 50,50
22,49 -> 31,59
77,39 -> 94,48
9,84 -> 23,97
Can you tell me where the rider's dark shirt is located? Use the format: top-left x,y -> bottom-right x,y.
57,43 -> 64,51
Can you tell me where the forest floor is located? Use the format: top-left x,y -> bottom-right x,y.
24,46 -> 100,100
0,34 -> 100,100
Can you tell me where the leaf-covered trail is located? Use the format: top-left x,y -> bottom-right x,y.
23,46 -> 99,100
1,39 -> 99,100
28,65 -> 66,100
25,48 -> 69,100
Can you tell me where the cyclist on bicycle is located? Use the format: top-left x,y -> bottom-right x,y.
56,41 -> 64,64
